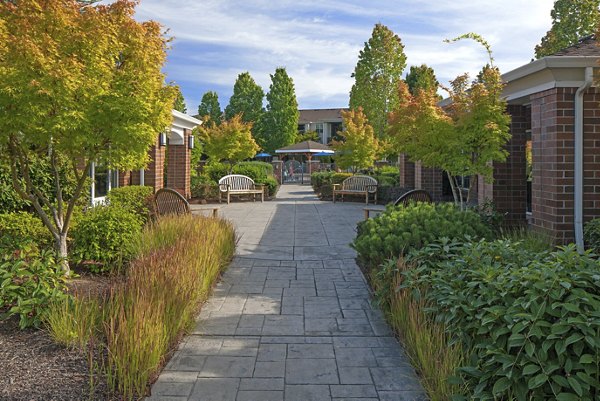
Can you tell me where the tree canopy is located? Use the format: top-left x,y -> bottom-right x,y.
535,0 -> 600,58
172,84 -> 187,113
0,0 -> 174,272
225,72 -> 264,123
197,91 -> 222,125
196,114 -> 259,164
405,64 -> 440,97
332,108 -> 379,172
389,34 -> 511,207
260,67 -> 299,152
349,23 -> 406,139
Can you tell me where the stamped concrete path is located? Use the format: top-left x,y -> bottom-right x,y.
148,184 -> 426,401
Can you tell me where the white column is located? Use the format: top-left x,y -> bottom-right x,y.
140,169 -> 145,186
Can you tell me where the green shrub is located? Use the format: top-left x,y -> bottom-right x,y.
0,212 -> 53,253
204,162 -> 230,183
400,240 -> 600,401
191,174 -> 219,199
70,205 -> 143,272
352,202 -> 491,269
0,250 -> 68,328
311,172 -> 353,199
584,218 -> 600,254
106,186 -> 154,223
259,176 -> 279,197
234,161 -> 273,181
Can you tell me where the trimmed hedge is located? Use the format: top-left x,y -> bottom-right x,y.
0,212 -> 53,254
584,218 -> 600,254
106,185 -> 154,223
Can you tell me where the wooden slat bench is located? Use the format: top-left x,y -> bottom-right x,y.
363,189 -> 432,219
332,175 -> 378,205
218,174 -> 264,204
154,188 -> 218,218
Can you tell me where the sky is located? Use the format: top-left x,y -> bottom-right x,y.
133,0 -> 556,114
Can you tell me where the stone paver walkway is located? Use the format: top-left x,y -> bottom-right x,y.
148,185 -> 425,401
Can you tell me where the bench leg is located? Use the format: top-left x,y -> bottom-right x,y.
365,192 -> 368,205
261,191 -> 264,202
219,192 -> 222,204
364,209 -> 370,220
212,208 -> 218,218
227,192 -> 230,204
375,192 -> 378,205
333,191 -> 336,203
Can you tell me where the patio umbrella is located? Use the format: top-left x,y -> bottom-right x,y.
312,151 -> 333,157
255,152 -> 271,158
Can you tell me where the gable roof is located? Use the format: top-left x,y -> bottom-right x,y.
552,35 -> 598,57
299,108 -> 348,124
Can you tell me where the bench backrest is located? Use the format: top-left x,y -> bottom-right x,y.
393,189 -> 432,207
342,175 -> 378,193
154,188 -> 191,217
219,174 -> 256,192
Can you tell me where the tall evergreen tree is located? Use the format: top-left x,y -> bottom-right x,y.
172,84 -> 187,113
260,68 -> 299,152
349,23 -> 407,139
225,72 -> 264,142
197,91 -> 222,125
405,64 -> 440,96
225,72 -> 264,122
535,0 -> 600,58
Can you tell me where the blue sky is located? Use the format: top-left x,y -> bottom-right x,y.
134,0 -> 555,114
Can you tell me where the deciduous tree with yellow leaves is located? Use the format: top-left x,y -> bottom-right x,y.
332,108 -> 379,172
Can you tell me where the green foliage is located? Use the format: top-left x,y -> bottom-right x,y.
311,171 -> 353,199
295,130 -> 320,143
260,67 -> 299,152
402,240 -> 600,400
195,161 -> 277,199
225,72 -> 264,142
584,218 -> 600,254
204,162 -> 231,183
349,23 -> 407,139
106,185 -> 154,223
0,250 -> 68,329
70,205 -> 143,272
332,108 -> 380,171
260,176 -> 279,197
0,0 -> 175,272
171,83 -> 187,113
46,295 -> 104,350
191,174 -> 219,200
233,161 -> 274,182
352,202 -> 491,269
0,212 -> 54,253
535,0 -> 600,58
197,114 -> 259,163
405,64 -> 440,96
197,91 -> 222,125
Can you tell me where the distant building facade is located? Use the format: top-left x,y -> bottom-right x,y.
298,108 -> 348,144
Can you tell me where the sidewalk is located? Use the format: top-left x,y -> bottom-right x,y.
148,184 -> 425,401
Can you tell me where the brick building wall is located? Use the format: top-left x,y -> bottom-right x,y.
166,128 -> 191,198
530,87 -> 600,243
398,153 -> 415,189
478,104 -> 528,225
130,138 -> 165,192
414,162 -> 443,201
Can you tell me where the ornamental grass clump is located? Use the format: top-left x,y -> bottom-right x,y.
103,215 -> 235,400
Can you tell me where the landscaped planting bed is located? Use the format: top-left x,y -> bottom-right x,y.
1,188 -> 235,400
355,202 -> 600,401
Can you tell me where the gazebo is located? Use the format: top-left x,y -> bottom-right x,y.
275,140 -> 334,176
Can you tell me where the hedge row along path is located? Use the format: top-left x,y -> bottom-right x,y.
147,184 -> 425,401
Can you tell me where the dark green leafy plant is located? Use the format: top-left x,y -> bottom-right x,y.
0,212 -> 54,253
70,206 -> 143,273
0,250 -> 68,328
353,202 -> 491,269
584,218 -> 600,254
402,240 -> 600,401
106,185 -> 154,223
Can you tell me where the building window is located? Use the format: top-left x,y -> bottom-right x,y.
315,123 -> 324,142
90,162 -> 118,204
298,124 -> 306,133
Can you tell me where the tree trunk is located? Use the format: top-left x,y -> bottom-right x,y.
55,232 -> 70,275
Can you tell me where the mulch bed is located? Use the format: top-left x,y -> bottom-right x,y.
0,274 -> 116,401
0,317 -> 111,401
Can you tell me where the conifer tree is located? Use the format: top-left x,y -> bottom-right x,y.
260,68 -> 299,152
197,91 -> 222,125
535,0 -> 600,58
405,64 -> 440,97
349,23 -> 406,139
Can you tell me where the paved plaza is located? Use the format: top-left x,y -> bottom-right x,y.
148,185 -> 425,401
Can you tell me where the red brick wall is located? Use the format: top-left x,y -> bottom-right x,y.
166,129 -> 191,198
479,104 -> 528,225
398,153 -> 415,188
530,87 -> 600,243
415,161 -> 443,201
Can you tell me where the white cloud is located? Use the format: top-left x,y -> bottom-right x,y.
133,0 -> 554,110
